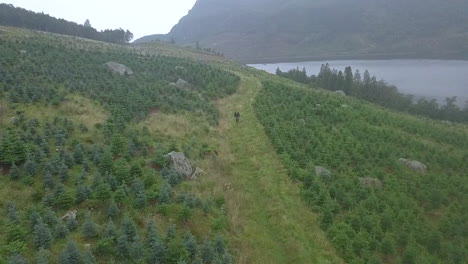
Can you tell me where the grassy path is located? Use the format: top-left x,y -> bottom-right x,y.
210,75 -> 342,263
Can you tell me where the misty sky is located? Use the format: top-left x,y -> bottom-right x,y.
2,0 -> 197,40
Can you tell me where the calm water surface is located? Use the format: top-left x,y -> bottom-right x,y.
250,60 -> 468,106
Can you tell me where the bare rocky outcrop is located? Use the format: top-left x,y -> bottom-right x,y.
315,166 -> 333,180
398,158 -> 427,173
359,177 -> 383,188
105,62 -> 133,75
60,210 -> 77,221
165,152 -> 202,180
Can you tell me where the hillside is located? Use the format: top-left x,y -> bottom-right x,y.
1,24 -> 467,264
0,26 -> 341,263
135,0 -> 468,63
254,80 -> 468,263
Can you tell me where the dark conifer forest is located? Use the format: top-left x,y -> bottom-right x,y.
0,4 -> 134,44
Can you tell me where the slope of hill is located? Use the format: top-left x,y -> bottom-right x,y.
136,0 -> 468,63
0,26 -> 240,263
0,26 -> 342,263
254,80 -> 468,263
1,23 -> 467,264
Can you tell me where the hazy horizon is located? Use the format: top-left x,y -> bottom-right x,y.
1,0 -> 197,39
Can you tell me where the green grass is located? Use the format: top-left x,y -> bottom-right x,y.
190,76 -> 342,263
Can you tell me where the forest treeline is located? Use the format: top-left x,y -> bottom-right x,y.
276,66 -> 468,123
0,4 -> 133,44
255,81 -> 468,264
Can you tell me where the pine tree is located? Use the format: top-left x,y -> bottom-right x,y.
113,185 -> 127,204
134,191 -> 147,209
113,159 -> 130,184
7,255 -> 27,264
94,182 -> 112,200
130,236 -> 145,261
380,234 -> 395,255
104,219 -> 117,239
183,231 -> 197,260
166,238 -> 189,264
35,248 -> 50,264
75,183 -> 90,204
43,208 -> 57,226
58,162 -> 69,182
82,248 -> 96,264
116,233 -> 131,259
33,219 -> 53,249
73,144 -> 84,164
121,215 -> 137,242
158,182 -> 171,204
66,216 -> 78,231
7,201 -> 18,222
201,238 -> 215,263
147,236 -> 166,264
0,127 -> 26,164
43,170 -> 55,189
9,163 -> 21,180
129,162 -> 143,178
107,200 -> 120,219
213,235 -> 226,256
58,240 -> 82,264
24,156 -> 37,177
82,213 -> 99,239
166,224 -> 176,242
54,222 -> 69,239
99,150 -> 113,175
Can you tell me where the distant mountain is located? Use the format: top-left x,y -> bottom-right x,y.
135,0 -> 468,63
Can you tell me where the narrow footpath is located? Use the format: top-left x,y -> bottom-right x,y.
211,75 -> 342,264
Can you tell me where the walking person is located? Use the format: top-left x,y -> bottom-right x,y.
234,112 -> 240,123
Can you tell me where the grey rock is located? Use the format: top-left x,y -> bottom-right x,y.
171,78 -> 192,89
399,158 -> 427,173
359,177 -> 383,188
334,90 -> 346,96
105,62 -> 133,75
60,210 -> 77,221
315,166 -> 333,180
19,50 -> 27,55
165,152 -> 194,179
190,167 -> 204,180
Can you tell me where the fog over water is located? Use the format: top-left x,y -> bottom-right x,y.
250,60 -> 468,106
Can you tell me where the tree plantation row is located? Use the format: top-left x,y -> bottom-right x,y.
0,30 -> 239,263
254,81 -> 468,264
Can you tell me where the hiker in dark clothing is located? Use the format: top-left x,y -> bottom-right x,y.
234,112 -> 240,123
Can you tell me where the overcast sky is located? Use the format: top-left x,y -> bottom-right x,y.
2,0 -> 197,40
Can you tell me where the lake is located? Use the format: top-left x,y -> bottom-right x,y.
249,60 -> 468,107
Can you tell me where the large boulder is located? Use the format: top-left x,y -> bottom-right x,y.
359,177 -> 383,188
334,90 -> 346,96
190,167 -> 204,180
105,62 -> 133,75
60,210 -> 77,221
165,152 -> 194,179
171,78 -> 192,90
398,158 -> 427,173
315,166 -> 333,180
